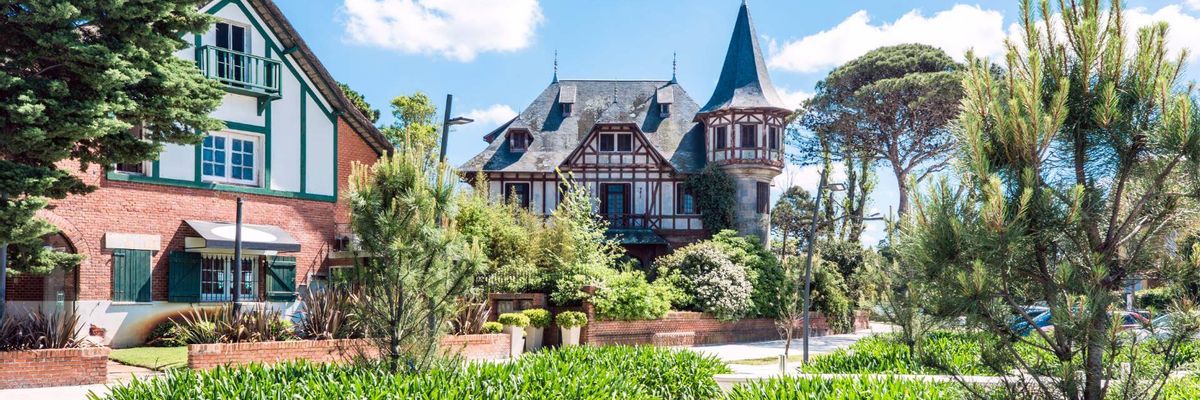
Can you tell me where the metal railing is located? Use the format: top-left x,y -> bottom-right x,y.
198,45 -> 281,94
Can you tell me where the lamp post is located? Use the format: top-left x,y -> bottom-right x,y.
438,94 -> 475,163
799,171 -> 882,364
232,197 -> 244,310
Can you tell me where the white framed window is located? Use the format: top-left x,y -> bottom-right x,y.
201,132 -> 261,186
200,254 -> 258,302
598,132 -> 633,152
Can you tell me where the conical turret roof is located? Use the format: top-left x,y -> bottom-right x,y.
698,2 -> 788,113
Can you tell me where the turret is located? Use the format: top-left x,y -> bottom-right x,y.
695,2 -> 790,243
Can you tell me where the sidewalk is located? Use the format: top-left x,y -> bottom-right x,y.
0,361 -> 159,400
691,322 -> 895,363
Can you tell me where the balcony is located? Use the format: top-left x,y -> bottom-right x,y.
197,45 -> 281,114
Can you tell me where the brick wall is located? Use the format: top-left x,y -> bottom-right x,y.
188,335 -> 510,370
5,116 -> 380,302
0,347 -> 110,389
583,311 -> 871,347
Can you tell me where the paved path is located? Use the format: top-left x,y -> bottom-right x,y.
691,322 -> 894,364
0,361 -> 158,400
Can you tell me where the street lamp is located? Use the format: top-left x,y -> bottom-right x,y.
799,171 -> 883,364
438,94 -> 475,162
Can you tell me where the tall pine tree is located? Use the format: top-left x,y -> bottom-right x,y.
901,0 -> 1200,398
1,1 -> 224,316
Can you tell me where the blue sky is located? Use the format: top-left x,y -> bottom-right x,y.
274,0 -> 1200,244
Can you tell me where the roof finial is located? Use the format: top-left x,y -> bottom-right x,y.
612,85 -> 618,103
670,52 -> 678,83
552,50 -> 559,83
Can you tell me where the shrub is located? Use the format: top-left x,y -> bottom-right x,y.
656,242 -> 753,321
173,305 -> 295,344
1137,288 -> 1175,313
521,309 -> 551,328
296,286 -> 358,340
480,322 -> 503,334
97,346 -> 729,400
711,230 -> 785,318
497,313 -> 530,328
590,270 -> 674,321
0,308 -> 83,350
726,375 -> 973,400
555,311 -> 588,328
145,321 -> 186,347
812,259 -> 854,333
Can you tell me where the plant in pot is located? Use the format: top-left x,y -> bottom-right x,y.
556,311 -> 588,346
497,313 -> 530,357
481,321 -> 503,334
522,309 -> 550,352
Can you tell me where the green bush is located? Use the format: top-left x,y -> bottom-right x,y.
655,242 -> 752,321
1137,288 -> 1175,313
480,322 -> 503,334
801,332 -> 1004,376
522,309 -> 551,328
590,270 -> 674,321
555,311 -> 588,328
497,313 -> 530,327
726,375 -> 973,400
95,346 -> 729,400
711,230 -> 785,318
145,321 -> 186,347
173,305 -> 296,344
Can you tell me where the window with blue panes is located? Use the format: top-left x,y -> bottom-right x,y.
201,132 -> 259,186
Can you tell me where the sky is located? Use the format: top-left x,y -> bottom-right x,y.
274,0 -> 1200,245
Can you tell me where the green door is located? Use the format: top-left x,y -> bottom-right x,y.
112,249 -> 152,302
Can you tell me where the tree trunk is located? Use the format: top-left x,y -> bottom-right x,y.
1083,308 -> 1108,400
895,174 -> 910,217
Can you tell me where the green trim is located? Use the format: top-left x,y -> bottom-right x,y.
224,120 -> 269,134
332,113 -> 338,199
193,131 -> 203,183
299,90 -> 307,194
106,172 -> 335,202
265,44 -> 274,190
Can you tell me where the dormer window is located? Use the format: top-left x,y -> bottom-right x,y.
559,85 -> 576,117
599,132 -> 633,152
509,130 -> 530,152
659,103 -> 671,118
656,86 -> 674,118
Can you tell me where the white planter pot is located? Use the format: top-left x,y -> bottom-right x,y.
560,326 -> 581,346
504,326 -> 525,358
524,327 -> 544,352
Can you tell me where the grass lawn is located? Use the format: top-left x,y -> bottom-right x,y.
109,346 -> 188,370
728,354 -> 808,366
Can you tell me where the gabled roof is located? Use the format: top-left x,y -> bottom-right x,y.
461,80 -> 706,173
235,0 -> 392,155
698,2 -> 788,114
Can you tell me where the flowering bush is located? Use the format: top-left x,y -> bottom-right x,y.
655,242 -> 753,321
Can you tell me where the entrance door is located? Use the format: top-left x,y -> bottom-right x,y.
601,183 -> 631,227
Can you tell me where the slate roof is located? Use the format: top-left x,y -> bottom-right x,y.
460,80 -> 706,173
697,2 -> 789,114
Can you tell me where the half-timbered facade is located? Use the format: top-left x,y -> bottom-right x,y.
462,2 -> 788,263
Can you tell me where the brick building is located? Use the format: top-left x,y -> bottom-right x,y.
3,0 -> 390,347
460,2 -> 789,264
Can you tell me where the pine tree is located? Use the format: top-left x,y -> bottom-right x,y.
901,0 -> 1200,398
0,1 -> 224,317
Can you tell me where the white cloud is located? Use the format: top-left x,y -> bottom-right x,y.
771,164 -> 846,199
342,0 -> 544,62
1000,5 -> 1200,65
1188,0 -> 1200,11
464,104 -> 518,126
775,87 -> 813,110
767,5 -> 1008,73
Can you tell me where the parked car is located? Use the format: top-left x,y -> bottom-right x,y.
1112,310 -> 1151,331
1011,306 -> 1053,336
1134,312 -> 1200,341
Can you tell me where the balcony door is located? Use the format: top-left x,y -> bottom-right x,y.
215,22 -> 249,84
601,183 -> 631,227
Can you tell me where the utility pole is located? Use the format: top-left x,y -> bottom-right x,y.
232,197 -> 244,310
801,169 -> 828,364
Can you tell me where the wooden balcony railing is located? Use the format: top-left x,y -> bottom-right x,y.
602,214 -> 704,231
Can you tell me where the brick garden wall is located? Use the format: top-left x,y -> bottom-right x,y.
188,335 -> 510,370
0,347 -> 110,389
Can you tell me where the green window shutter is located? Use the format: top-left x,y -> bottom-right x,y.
266,256 -> 297,301
168,251 -> 202,302
112,249 -> 152,302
